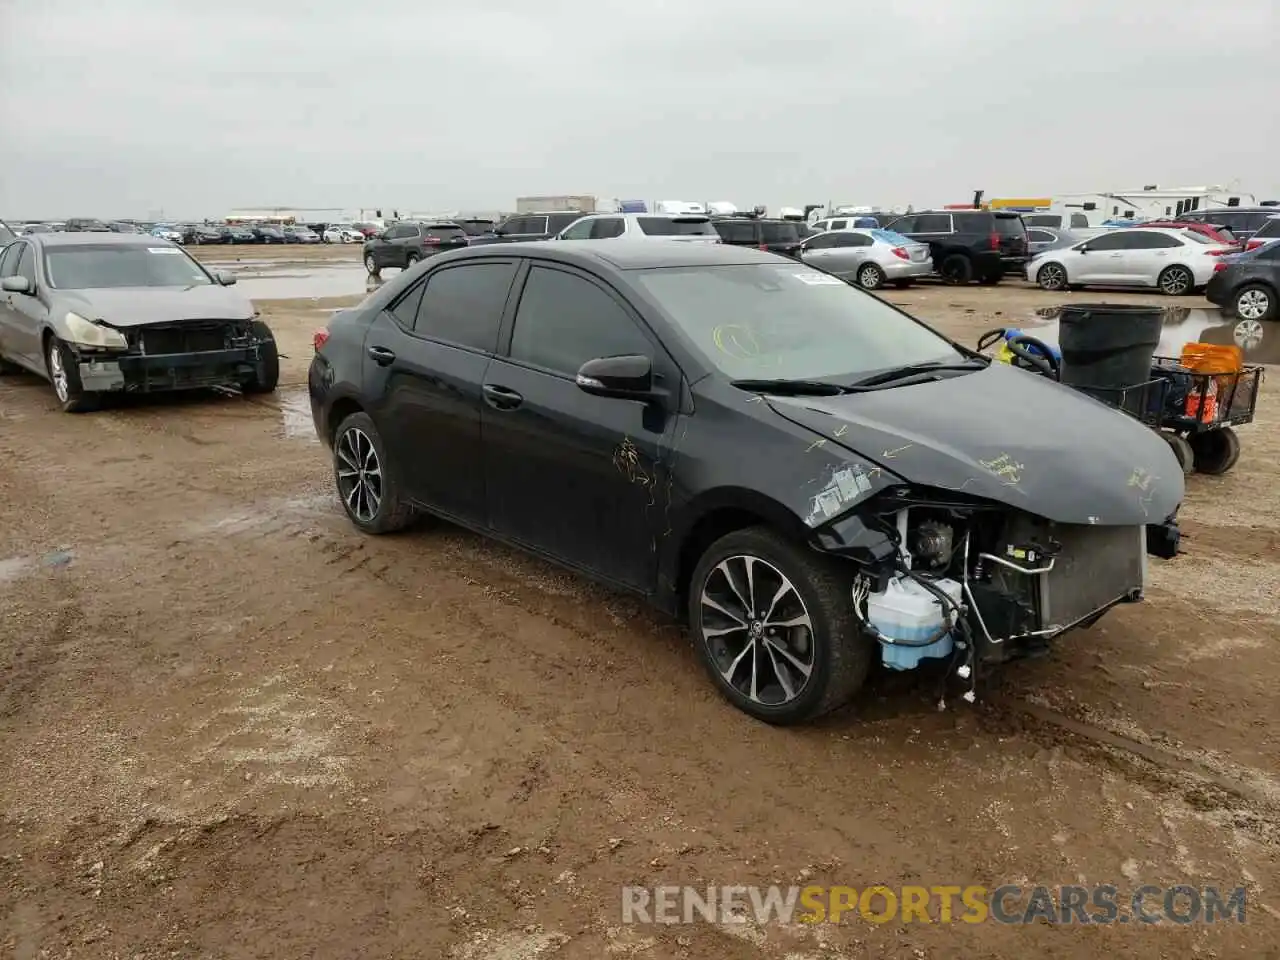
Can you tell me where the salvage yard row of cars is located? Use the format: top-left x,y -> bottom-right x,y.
354,207 -> 1280,316
12,218 -> 378,245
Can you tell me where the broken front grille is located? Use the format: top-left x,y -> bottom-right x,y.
130,321 -> 241,355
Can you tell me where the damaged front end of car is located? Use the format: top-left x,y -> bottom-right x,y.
72,317 -> 274,393
812,485 -> 1178,701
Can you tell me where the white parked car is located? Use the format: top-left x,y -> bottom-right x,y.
323,225 -> 365,243
554,212 -> 721,243
1026,227 -> 1233,296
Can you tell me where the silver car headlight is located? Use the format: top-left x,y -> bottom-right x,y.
65,312 -> 129,349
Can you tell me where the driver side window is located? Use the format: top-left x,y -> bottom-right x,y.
0,242 -> 21,277
1082,232 -> 1126,251
508,266 -> 652,376
590,218 -> 624,239
804,233 -> 840,250
14,244 -> 35,284
559,218 -> 595,240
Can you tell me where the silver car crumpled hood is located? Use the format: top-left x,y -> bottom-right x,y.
57,286 -> 255,327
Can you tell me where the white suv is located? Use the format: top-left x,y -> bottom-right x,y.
554,213 -> 721,243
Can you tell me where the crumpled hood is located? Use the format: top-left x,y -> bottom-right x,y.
59,286 -> 255,327
766,362 -> 1183,526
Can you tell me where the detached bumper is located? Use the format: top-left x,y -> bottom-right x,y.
78,347 -> 267,392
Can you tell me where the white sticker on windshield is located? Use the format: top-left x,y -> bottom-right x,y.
791,272 -> 842,285
147,246 -> 182,254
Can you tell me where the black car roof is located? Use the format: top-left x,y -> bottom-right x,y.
443,240 -> 779,270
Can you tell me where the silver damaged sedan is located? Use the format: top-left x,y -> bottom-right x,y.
797,227 -> 933,290
0,233 -> 279,412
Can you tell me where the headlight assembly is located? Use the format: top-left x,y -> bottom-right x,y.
64,312 -> 129,349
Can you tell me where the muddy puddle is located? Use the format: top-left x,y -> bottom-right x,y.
1014,305 -> 1279,366
276,389 -> 318,442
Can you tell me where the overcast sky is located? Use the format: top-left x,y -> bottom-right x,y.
1,0 -> 1276,218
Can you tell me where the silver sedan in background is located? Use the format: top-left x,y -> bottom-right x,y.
797,228 -> 932,290
1026,226 -> 1089,258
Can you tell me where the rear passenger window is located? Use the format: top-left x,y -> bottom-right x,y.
509,266 -> 651,375
1069,214 -> 1089,229
715,221 -> 756,243
914,214 -> 951,233
412,262 -> 517,352
390,282 -> 426,328
829,219 -> 848,230
591,218 -> 625,239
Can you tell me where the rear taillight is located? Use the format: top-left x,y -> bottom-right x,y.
759,243 -> 769,251
1246,239 -> 1263,251
989,232 -> 1001,251
1213,262 -> 1228,273
313,329 -> 330,352
423,236 -> 440,245
1206,248 -> 1231,256
891,247 -> 910,260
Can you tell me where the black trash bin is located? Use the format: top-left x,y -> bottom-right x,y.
1057,304 -> 1164,415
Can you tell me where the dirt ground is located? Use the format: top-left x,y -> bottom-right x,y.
1,243 -> 1277,959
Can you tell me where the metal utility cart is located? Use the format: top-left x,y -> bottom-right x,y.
977,316 -> 1263,477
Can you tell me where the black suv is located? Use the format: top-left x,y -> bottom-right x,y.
1180,206 -> 1280,243
363,221 -> 468,275
885,210 -> 1028,284
710,217 -> 806,257
492,211 -> 588,243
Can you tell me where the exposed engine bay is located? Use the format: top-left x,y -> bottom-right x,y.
839,492 -> 1152,704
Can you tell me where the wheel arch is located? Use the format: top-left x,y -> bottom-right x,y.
326,394 -> 366,446
665,487 -> 812,621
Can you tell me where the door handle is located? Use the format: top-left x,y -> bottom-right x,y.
482,383 -> 523,410
367,345 -> 396,366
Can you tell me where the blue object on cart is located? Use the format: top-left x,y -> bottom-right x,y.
995,328 -> 1062,365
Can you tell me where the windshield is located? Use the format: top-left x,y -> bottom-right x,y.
637,216 -> 718,237
427,226 -> 466,238
871,228 -> 911,245
44,244 -> 213,289
760,222 -> 802,243
632,263 -> 964,381
1254,219 -> 1280,239
993,215 -> 1025,236
458,220 -> 496,236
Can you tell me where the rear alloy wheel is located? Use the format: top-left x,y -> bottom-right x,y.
364,253 -> 379,276
1233,284 -> 1274,321
1162,432 -> 1195,475
405,253 -> 421,268
332,412 -> 415,534
1190,427 -> 1241,475
1037,262 -> 1068,291
1158,265 -> 1194,296
45,336 -> 99,413
689,527 -> 872,725
939,254 -> 973,285
857,263 -> 886,290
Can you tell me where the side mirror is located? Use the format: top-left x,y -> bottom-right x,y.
1078,245 -> 1090,254
1,276 -> 31,294
575,354 -> 655,400
216,271 -> 237,286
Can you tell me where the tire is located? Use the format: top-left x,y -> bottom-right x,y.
405,253 -> 421,268
331,412 -> 415,535
856,262 -> 886,290
45,336 -> 99,413
1162,432 -> 1195,475
1037,262 -> 1068,291
241,320 -> 279,394
1190,427 -> 1241,475
364,253 -> 380,276
688,526 -> 873,725
1232,283 -> 1275,322
939,254 -> 973,285
1158,265 -> 1194,297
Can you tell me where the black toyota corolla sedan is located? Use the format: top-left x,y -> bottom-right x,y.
308,242 -> 1183,725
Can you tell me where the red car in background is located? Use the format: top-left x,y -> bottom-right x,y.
1136,220 -> 1240,248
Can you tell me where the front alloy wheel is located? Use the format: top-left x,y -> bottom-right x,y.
689,527 -> 872,725
1037,262 -> 1067,291
701,555 -> 815,706
1234,285 -> 1273,321
46,337 -> 98,413
364,253 -> 379,275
